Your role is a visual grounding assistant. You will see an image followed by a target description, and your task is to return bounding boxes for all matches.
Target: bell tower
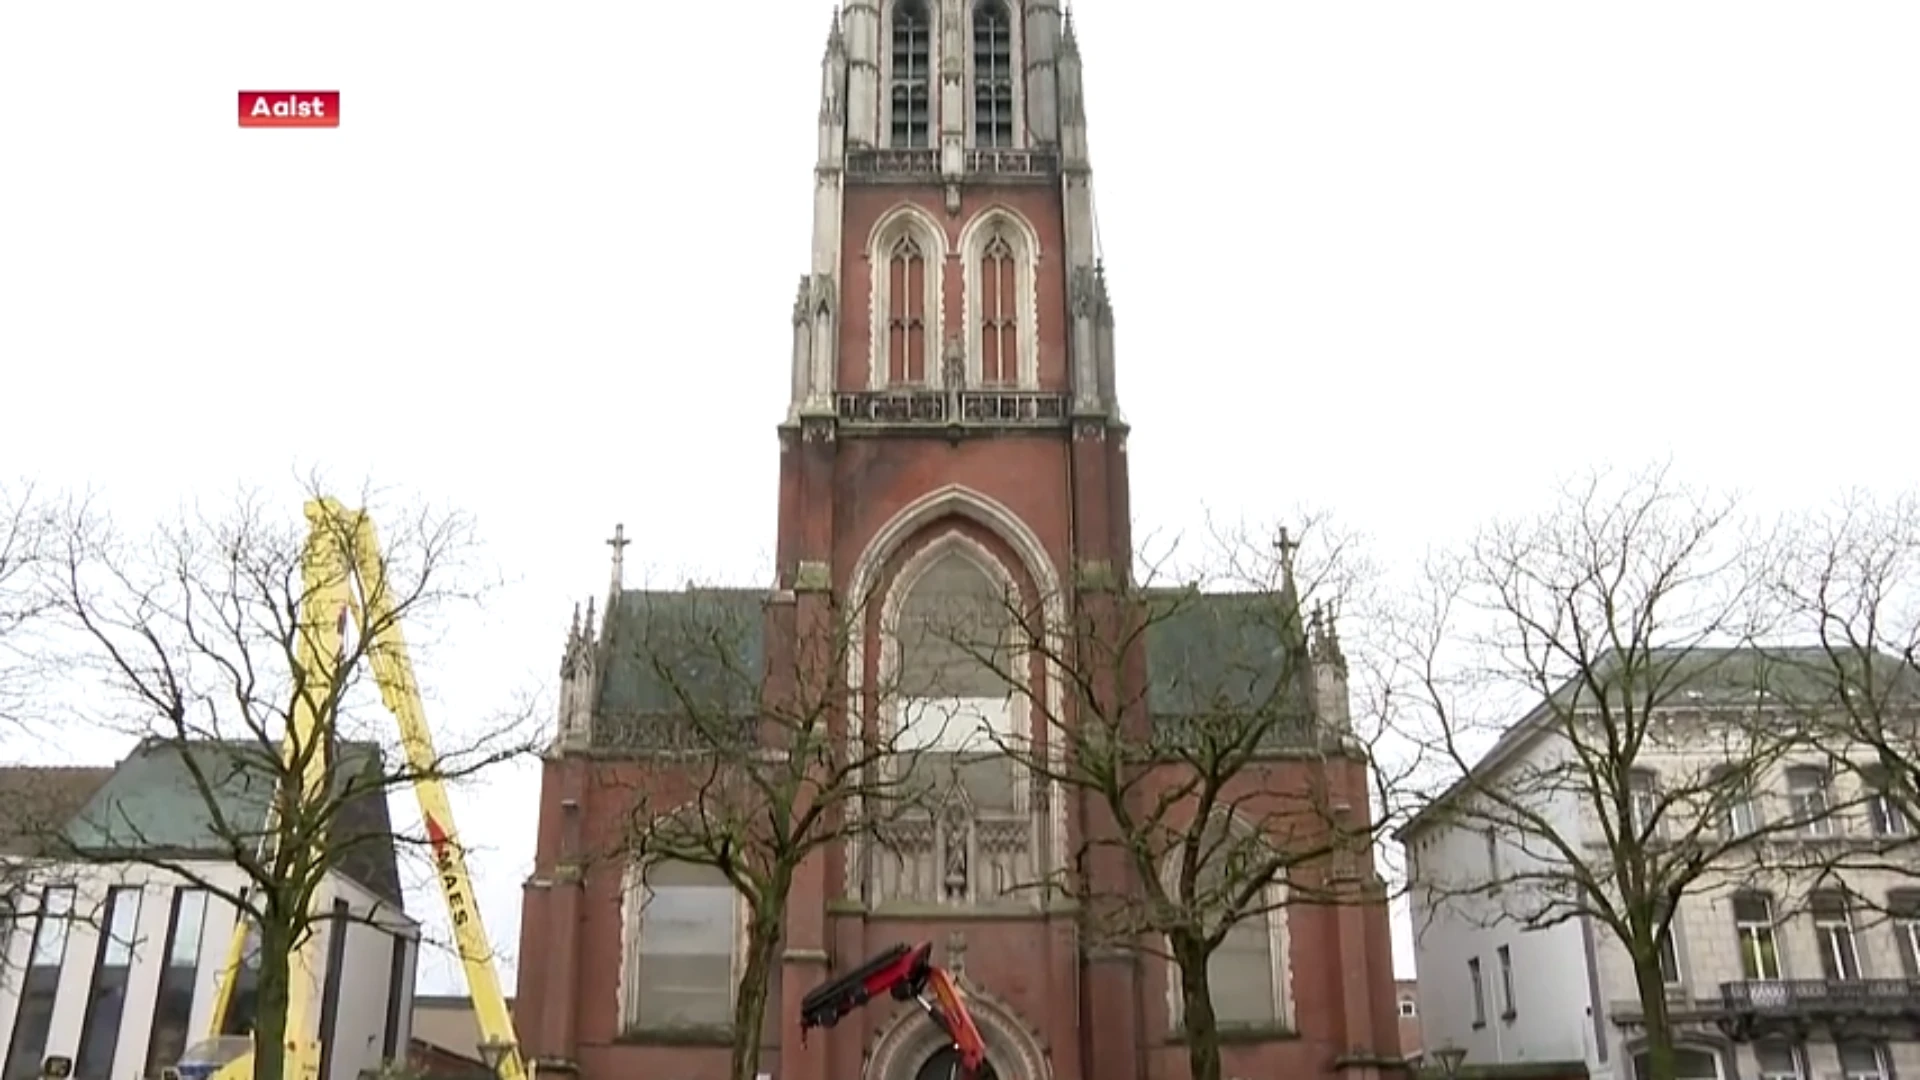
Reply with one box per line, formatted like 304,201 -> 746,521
773,5 -> 1132,1080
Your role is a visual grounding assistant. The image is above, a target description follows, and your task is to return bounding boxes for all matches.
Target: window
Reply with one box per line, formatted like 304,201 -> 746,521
1863,767 -> 1910,837
1811,890 -> 1861,981
1733,892 -> 1781,980
5,887 -> 75,1080
145,889 -> 209,1077
1633,1047 -> 1722,1080
1892,890 -> 1920,978
1712,764 -> 1760,837
381,932 -> 411,1061
1468,957 -> 1486,1026
1754,1043 -> 1802,1080
1496,944 -> 1515,1018
1162,816 -> 1290,1032
1786,766 -> 1833,836
1654,899 -> 1681,986
1398,997 -> 1417,1018
976,233 -> 1018,385
624,861 -> 740,1030
1838,1043 -> 1887,1080
882,228 -> 933,385
1627,768 -> 1660,838
1484,827 -> 1500,892
75,887 -> 143,1080
220,894 -> 265,1036
961,211 -> 1035,389
971,1 -> 1015,146
888,0 -> 932,148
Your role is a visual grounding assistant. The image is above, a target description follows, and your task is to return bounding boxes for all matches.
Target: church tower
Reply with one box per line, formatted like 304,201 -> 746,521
772,4 -> 1136,1079
515,6 -> 1404,1080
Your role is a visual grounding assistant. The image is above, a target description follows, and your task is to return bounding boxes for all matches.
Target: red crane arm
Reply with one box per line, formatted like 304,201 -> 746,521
798,942 -> 989,1080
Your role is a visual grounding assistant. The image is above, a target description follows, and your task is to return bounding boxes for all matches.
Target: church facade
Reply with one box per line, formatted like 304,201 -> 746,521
512,4 -> 1404,1080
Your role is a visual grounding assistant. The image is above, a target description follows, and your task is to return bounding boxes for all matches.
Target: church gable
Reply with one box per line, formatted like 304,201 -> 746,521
592,588 -> 768,750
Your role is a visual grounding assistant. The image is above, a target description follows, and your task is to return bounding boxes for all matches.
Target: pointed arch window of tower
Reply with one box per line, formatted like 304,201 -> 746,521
889,1 -> 933,148
971,2 -> 1015,147
887,233 -> 931,384
978,233 -> 1017,385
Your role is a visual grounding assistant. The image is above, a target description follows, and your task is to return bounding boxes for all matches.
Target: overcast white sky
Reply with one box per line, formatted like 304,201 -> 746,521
4,1 -> 1918,993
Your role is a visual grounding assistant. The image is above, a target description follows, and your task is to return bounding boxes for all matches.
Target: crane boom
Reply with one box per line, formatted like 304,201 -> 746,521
800,942 -> 988,1080
194,500 -> 524,1080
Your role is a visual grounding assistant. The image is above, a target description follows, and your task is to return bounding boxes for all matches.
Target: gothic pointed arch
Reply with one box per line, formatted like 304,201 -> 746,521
864,978 -> 1051,1080
1158,811 -> 1295,1033
869,532 -> 1037,907
868,203 -> 948,388
957,206 -> 1041,388
842,486 -> 1067,904
882,0 -> 935,148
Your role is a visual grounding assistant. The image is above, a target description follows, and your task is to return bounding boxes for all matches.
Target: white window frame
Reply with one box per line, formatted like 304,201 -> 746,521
618,860 -> 747,1032
1753,1041 -> 1803,1080
1160,833 -> 1293,1033
1787,768 -> 1834,836
1734,895 -> 1782,981
1839,1042 -> 1888,1080
1812,897 -> 1861,981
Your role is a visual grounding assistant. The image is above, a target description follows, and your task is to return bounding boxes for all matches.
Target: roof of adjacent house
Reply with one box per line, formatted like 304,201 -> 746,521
0,766 -> 116,856
588,583 -> 1319,747
1394,645 -> 1920,842
53,737 -> 405,906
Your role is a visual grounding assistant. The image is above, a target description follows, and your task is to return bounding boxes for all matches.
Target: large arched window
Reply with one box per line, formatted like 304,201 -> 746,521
1163,815 -> 1292,1031
871,208 -> 944,387
620,860 -> 743,1033
960,209 -> 1037,387
889,0 -> 933,148
874,541 -> 1034,907
895,547 -> 1015,754
971,1 -> 1015,147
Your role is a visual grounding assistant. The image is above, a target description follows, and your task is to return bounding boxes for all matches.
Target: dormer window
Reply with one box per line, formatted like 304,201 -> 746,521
971,1 -> 1015,146
890,1 -> 933,148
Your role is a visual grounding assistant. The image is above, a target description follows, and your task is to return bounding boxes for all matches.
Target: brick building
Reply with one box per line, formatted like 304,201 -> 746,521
511,3 -> 1403,1080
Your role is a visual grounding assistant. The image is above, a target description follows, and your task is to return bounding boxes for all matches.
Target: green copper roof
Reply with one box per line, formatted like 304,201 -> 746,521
61,738 -> 404,906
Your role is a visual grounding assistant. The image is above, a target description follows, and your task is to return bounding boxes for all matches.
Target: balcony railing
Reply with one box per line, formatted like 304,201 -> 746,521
835,389 -> 1070,429
1722,979 -> 1920,1011
843,147 -> 1059,182
1716,979 -> 1920,1039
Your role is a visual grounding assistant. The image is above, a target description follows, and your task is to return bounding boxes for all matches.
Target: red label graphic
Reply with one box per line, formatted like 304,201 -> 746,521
238,91 -> 340,129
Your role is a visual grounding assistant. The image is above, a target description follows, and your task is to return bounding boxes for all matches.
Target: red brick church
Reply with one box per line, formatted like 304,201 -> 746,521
513,3 -> 1403,1079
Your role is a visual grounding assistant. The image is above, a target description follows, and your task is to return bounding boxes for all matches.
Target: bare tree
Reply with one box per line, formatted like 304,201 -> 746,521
1381,465 -> 1831,1080
597,584 -> 922,1080
0,478 -> 52,728
1767,489 -> 1920,881
36,486 -> 535,1080
914,516 -> 1398,1080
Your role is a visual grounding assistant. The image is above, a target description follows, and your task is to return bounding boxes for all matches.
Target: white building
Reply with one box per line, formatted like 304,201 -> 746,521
0,740 -> 420,1080
1400,648 -> 1920,1080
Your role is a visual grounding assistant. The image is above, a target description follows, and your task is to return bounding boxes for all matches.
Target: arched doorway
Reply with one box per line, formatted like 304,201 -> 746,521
913,1047 -> 1001,1080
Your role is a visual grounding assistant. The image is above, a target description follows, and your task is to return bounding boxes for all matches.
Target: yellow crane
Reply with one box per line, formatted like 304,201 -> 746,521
188,499 -> 526,1080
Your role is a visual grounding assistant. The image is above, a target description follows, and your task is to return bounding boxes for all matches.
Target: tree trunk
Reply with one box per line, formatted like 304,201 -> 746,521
1174,937 -> 1224,1080
1632,951 -> 1677,1080
252,925 -> 293,1080
730,909 -> 785,1080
